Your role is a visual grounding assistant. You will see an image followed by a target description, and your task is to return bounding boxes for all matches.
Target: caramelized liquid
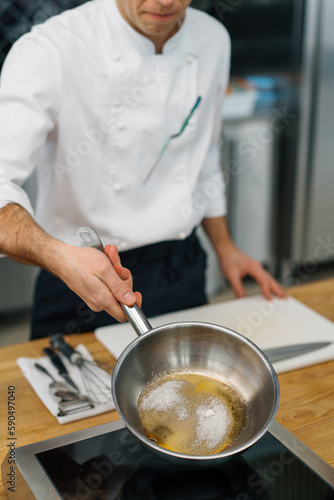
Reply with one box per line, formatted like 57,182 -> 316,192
137,371 -> 245,456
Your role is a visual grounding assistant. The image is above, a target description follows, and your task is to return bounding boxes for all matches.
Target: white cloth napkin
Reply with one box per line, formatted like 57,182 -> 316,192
17,344 -> 115,424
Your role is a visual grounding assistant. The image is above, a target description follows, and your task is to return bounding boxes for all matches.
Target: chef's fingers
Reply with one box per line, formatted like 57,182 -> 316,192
112,264 -> 143,311
98,288 -> 142,323
227,271 -> 246,298
258,277 -> 272,301
248,266 -> 287,300
95,268 -> 136,306
134,291 -> 142,309
113,262 -> 132,281
266,276 -> 287,299
100,289 -> 142,322
95,246 -> 145,321
104,246 -> 144,305
87,282 -> 135,323
104,244 -> 122,266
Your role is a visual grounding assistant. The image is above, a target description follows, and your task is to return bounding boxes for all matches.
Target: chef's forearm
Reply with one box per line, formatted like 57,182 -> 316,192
0,203 -> 138,318
0,203 -> 67,274
201,216 -> 236,259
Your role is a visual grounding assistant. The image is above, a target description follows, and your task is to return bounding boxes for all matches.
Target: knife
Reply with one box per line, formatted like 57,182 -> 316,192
43,347 -> 79,392
263,342 -> 332,363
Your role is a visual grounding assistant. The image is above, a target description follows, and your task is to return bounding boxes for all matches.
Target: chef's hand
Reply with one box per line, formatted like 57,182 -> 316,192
58,244 -> 141,322
219,243 -> 287,300
202,216 -> 286,301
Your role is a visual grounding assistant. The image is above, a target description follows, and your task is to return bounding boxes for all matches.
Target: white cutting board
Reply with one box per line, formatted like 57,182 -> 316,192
95,295 -> 334,374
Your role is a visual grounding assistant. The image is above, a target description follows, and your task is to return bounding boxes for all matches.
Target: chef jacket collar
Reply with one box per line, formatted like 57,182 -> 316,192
104,0 -> 194,57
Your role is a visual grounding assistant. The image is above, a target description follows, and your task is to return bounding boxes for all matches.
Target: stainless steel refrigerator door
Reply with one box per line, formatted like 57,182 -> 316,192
292,0 -> 334,265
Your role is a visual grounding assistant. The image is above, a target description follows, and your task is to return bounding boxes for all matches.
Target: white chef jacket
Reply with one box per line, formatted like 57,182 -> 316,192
0,0 -> 230,251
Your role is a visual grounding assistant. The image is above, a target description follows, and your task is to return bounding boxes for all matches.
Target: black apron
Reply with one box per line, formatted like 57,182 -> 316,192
30,230 -> 207,340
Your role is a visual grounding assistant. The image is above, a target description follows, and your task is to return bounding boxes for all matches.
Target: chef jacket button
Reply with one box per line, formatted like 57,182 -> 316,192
175,175 -> 184,183
119,241 -> 127,250
117,122 -> 125,130
114,183 -> 122,192
113,53 -> 121,61
179,231 -> 187,239
186,54 -> 193,64
188,118 -> 195,126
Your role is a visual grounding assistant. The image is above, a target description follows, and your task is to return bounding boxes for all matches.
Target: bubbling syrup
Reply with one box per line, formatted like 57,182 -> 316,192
137,371 -> 246,456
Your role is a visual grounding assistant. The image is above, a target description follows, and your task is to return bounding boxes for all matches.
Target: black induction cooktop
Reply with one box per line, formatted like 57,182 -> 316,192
2,420 -> 334,499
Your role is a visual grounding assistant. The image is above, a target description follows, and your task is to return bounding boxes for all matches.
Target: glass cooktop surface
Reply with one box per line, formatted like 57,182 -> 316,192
33,422 -> 334,500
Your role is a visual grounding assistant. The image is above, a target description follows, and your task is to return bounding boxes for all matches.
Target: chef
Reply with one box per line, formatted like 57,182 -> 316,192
0,0 -> 286,339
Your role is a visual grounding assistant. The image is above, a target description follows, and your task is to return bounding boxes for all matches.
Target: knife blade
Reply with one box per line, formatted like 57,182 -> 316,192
43,347 -> 79,392
263,342 -> 332,363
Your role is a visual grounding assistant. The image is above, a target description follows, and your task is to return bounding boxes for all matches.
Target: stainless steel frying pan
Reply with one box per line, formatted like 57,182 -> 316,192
112,304 -> 280,466
74,226 -> 280,466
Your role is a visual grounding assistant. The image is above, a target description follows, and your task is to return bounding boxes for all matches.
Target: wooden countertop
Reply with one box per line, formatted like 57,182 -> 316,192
1,278 -> 334,497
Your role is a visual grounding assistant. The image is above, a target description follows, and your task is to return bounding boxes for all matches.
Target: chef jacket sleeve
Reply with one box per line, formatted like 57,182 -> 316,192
197,32 -> 231,219
0,31 -> 61,215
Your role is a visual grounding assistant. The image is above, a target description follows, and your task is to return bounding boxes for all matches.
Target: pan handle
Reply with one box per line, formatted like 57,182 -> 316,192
74,226 -> 153,336
122,304 -> 153,336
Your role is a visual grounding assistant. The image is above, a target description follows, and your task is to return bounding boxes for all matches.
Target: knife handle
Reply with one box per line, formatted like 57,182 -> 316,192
50,333 -> 82,366
43,347 -> 68,375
